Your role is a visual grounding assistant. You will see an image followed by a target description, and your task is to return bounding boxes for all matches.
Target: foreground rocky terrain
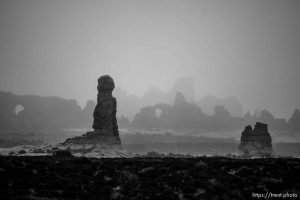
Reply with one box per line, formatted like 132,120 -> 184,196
0,156 -> 299,200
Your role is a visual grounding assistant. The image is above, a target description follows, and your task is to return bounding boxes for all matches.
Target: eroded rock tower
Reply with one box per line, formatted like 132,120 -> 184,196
239,122 -> 273,157
63,75 -> 121,145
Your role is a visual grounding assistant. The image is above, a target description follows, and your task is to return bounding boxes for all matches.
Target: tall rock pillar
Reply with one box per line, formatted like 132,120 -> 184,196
63,75 -> 121,145
92,75 -> 119,137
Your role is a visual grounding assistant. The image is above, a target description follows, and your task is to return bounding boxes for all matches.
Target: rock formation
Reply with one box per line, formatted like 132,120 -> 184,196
63,75 -> 121,146
55,75 -> 131,158
0,75 -> 131,158
62,75 -> 129,156
114,76 -> 196,120
196,95 -> 243,117
132,92 -> 206,129
239,122 -> 273,157
92,75 -> 119,135
0,91 -> 84,130
131,92 -> 243,130
288,109 -> 300,131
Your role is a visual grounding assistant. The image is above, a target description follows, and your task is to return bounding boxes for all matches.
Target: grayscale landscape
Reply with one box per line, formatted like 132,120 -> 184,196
0,0 -> 299,199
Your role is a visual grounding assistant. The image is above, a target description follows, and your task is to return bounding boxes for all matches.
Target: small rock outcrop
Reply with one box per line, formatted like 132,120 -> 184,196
239,122 -> 273,157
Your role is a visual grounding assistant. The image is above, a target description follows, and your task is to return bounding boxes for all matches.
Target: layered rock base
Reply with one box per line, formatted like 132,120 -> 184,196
63,130 -> 121,145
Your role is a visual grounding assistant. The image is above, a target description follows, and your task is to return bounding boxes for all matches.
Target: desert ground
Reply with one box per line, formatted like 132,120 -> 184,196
0,155 -> 299,200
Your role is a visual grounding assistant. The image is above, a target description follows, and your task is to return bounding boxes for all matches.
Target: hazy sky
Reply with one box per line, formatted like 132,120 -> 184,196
0,0 -> 300,119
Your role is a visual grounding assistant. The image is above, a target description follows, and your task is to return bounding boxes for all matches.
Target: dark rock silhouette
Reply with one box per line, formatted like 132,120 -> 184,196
132,92 -> 207,129
212,105 -> 242,130
172,92 -> 207,128
92,75 -> 118,135
114,76 -> 196,119
167,76 -> 195,103
0,91 -> 83,130
243,109 -> 288,131
44,76 -> 132,158
174,92 -> 188,106
0,86 -> 297,133
239,122 -> 273,157
214,105 -> 231,118
132,106 -> 162,128
132,92 -> 244,130
288,109 -> 300,131
115,77 -> 242,120
197,95 -> 243,117
63,75 -> 121,145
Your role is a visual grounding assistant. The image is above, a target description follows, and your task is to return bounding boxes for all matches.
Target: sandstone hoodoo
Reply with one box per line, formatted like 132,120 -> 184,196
239,122 -> 273,157
64,75 -> 121,145
60,75 -> 129,157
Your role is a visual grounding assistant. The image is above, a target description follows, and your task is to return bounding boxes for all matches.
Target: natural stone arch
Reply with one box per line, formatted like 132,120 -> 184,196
14,104 -> 24,115
155,108 -> 162,118
153,103 -> 173,117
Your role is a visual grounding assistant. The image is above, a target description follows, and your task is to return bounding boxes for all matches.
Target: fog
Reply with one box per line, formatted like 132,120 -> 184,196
0,0 -> 300,119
